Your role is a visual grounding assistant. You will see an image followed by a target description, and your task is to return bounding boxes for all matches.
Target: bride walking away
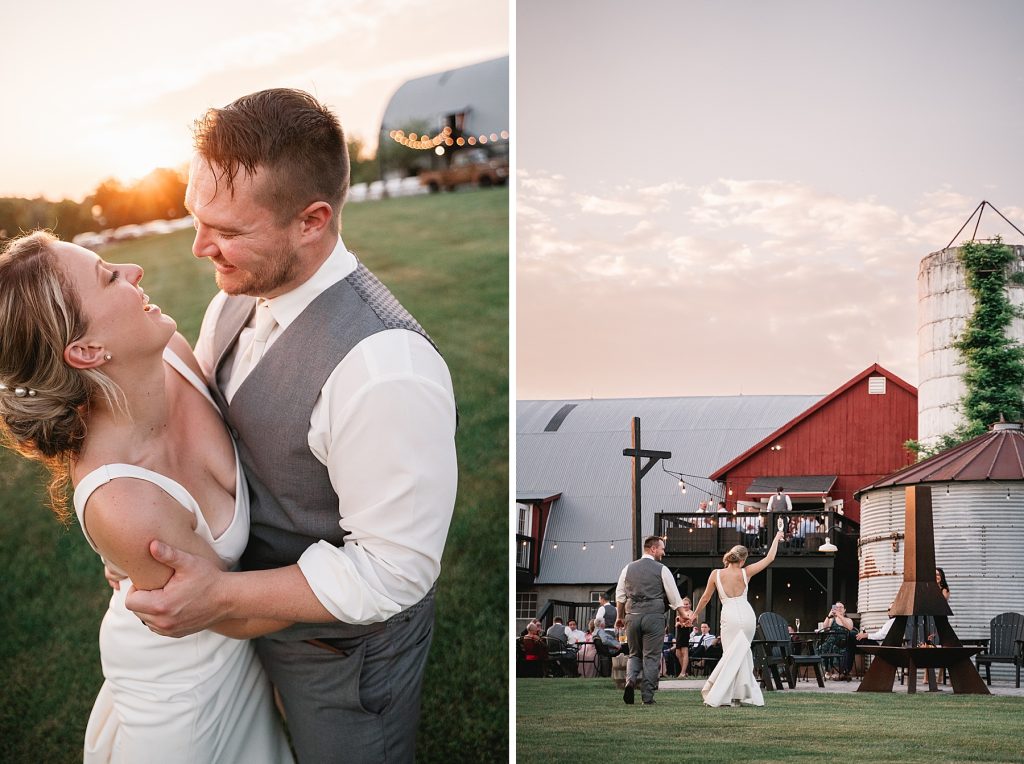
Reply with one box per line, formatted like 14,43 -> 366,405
692,530 -> 784,707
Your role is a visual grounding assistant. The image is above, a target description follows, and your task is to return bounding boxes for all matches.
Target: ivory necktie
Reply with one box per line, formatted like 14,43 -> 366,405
226,300 -> 277,401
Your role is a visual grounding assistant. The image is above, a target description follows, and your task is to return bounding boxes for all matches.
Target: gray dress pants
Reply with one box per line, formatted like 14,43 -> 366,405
625,612 -> 665,703
255,590 -> 435,763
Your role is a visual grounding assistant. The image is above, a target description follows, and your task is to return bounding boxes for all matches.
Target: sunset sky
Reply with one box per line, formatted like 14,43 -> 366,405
517,0 -> 1024,399
2,0 -> 507,201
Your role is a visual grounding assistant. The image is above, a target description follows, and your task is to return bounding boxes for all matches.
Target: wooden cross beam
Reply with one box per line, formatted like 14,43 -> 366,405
622,417 -> 672,559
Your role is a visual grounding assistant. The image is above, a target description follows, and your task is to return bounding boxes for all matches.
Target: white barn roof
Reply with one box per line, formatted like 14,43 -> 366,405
379,56 -> 509,137
517,395 -> 822,584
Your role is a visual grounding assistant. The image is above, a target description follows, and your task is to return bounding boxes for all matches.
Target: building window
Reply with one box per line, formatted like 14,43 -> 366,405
590,591 -> 605,603
868,376 -> 886,395
517,503 -> 533,536
516,592 -> 537,619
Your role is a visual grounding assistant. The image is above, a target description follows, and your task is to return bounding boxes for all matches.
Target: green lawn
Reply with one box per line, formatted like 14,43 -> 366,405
0,188 -> 508,763
517,679 -> 1024,763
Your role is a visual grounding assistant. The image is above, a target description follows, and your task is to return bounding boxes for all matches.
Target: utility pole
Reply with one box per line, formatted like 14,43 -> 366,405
622,417 -> 672,559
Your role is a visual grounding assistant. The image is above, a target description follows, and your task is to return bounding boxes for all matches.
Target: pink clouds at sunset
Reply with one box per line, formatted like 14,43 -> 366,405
516,0 -> 1024,400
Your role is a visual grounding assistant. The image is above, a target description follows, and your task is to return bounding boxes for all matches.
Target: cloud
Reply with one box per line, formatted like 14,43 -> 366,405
573,192 -> 650,216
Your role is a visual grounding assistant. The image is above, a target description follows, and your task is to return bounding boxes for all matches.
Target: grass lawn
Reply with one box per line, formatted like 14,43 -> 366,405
517,679 -> 1024,763
0,188 -> 508,763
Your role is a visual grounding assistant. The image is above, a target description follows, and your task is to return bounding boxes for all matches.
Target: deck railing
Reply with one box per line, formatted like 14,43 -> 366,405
654,509 -> 857,557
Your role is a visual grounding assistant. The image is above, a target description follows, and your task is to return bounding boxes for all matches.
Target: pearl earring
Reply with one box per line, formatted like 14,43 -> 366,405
104,353 -> 112,361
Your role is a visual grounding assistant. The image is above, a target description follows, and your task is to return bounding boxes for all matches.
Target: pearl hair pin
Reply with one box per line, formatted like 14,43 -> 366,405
0,382 -> 37,397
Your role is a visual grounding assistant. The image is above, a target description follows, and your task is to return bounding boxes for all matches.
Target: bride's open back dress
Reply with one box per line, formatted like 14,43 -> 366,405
700,568 -> 764,707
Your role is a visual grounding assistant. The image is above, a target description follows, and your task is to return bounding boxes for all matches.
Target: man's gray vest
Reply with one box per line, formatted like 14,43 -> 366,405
622,557 -> 668,615
596,602 -> 615,627
209,260 -> 438,640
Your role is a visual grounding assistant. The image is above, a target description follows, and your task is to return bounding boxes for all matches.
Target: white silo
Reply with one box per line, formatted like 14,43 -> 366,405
856,423 -> 1024,683
917,244 -> 1024,450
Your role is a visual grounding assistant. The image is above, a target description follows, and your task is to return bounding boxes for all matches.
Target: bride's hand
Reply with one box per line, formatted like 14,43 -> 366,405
104,562 -> 127,591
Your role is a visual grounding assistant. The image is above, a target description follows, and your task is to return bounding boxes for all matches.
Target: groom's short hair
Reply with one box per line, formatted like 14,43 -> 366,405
192,88 -> 350,227
643,535 -> 663,551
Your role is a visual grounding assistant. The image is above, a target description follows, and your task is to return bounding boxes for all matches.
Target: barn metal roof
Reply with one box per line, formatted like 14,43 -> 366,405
379,56 -> 509,136
746,475 -> 837,495
856,421 -> 1024,497
517,394 -> 822,584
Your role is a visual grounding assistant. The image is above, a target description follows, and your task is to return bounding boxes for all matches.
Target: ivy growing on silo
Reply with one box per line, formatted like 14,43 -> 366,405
906,238 -> 1024,458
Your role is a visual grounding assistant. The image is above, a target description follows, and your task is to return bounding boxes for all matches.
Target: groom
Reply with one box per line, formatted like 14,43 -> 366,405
125,89 -> 458,762
615,535 -> 689,705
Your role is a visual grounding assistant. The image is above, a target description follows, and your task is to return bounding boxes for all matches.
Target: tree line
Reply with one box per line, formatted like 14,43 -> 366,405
1,138 -> 384,244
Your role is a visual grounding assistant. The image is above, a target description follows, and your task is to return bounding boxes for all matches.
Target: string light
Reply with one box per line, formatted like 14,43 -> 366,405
387,127 -> 512,151
547,536 -> 630,550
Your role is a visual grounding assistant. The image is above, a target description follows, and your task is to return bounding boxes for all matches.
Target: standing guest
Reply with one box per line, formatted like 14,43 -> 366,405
716,500 -> 732,529
766,486 -> 792,513
936,568 -> 951,601
614,536 -> 689,705
675,599 -> 696,677
595,593 -> 617,630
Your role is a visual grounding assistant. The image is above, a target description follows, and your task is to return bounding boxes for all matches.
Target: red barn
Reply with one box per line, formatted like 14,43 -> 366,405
709,364 -> 917,523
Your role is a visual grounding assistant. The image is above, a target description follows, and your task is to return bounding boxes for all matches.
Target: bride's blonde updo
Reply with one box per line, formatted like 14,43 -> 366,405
723,545 -> 748,566
0,231 -> 123,519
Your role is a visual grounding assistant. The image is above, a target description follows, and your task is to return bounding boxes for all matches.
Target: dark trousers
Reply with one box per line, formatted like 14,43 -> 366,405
255,590 -> 435,764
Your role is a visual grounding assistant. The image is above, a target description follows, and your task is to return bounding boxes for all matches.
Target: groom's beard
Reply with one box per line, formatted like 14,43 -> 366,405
217,248 -> 298,297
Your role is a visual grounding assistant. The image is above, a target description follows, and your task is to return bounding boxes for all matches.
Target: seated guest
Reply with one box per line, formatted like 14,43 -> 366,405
661,624 -> 679,677
704,636 -> 723,663
522,623 -> 548,662
689,622 -> 717,670
819,602 -> 857,680
546,617 -> 568,644
855,617 -> 894,646
565,619 -> 586,646
575,621 -> 597,678
593,618 -> 627,657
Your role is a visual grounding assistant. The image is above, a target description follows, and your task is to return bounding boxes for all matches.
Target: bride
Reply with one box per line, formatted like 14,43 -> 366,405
692,530 -> 784,707
0,232 -> 293,762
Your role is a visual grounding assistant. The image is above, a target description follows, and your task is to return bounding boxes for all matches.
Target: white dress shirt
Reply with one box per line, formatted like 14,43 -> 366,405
194,237 -> 458,625
767,493 -> 792,512
614,553 -> 685,611
865,618 -> 894,642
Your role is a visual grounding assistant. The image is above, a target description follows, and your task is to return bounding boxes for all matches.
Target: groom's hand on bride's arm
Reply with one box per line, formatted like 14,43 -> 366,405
125,540 -> 230,638
128,539 -> 336,638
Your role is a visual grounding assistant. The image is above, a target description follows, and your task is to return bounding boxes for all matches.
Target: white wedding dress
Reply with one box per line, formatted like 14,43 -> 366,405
73,348 -> 293,763
700,567 -> 764,707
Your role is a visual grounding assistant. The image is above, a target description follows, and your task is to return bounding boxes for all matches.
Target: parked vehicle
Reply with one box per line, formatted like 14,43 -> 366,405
419,148 -> 509,192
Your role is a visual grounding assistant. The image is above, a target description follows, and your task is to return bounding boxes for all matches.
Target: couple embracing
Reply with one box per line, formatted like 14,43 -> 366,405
616,531 -> 784,707
0,89 -> 457,762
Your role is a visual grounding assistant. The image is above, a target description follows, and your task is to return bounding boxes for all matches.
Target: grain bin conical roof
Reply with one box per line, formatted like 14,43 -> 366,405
856,421 -> 1024,496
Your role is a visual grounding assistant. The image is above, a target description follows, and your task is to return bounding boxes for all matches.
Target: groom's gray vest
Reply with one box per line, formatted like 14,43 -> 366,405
209,260 -> 438,640
622,558 -> 668,616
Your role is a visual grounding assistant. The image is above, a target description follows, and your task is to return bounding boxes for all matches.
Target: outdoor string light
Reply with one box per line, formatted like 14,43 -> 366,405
660,463 -> 722,501
387,126 -> 511,151
546,536 -> 631,551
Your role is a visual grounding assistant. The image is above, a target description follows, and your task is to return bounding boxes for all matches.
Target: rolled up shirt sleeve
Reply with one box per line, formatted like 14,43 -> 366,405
660,565 -> 684,610
297,330 -> 458,624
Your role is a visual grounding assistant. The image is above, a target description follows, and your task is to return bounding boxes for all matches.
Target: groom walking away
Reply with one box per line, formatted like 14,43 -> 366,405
615,535 -> 689,705
125,89 -> 458,762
